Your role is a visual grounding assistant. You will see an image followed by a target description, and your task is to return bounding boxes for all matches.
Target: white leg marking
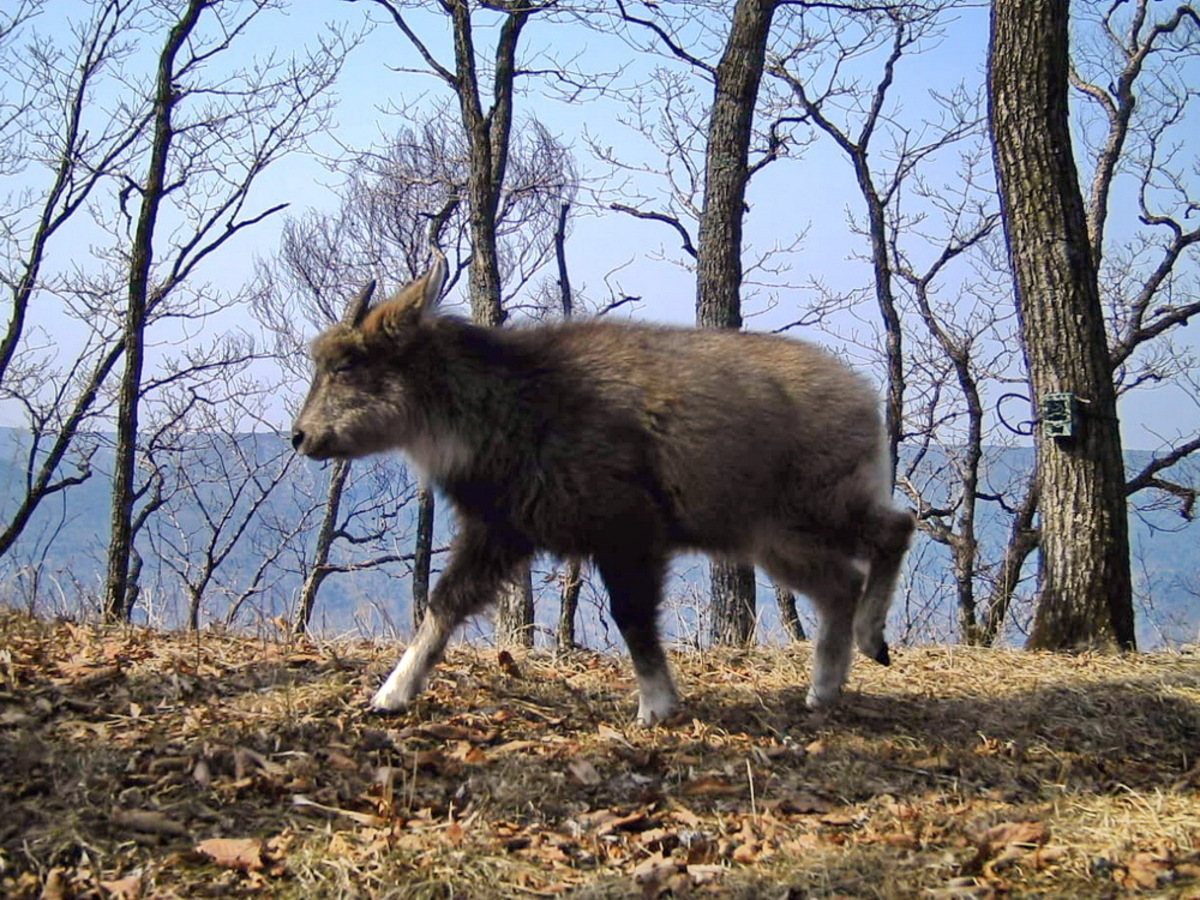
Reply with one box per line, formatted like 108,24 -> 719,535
371,646 -> 427,711
635,666 -> 680,726
807,610 -> 854,710
370,618 -> 449,711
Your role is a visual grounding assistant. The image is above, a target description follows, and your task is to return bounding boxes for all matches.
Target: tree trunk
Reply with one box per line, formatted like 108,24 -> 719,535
552,202 -> 582,653
494,565 -> 535,649
294,458 -> 352,634
446,0 -> 535,647
698,0 -> 776,647
557,559 -> 584,651
103,0 -> 205,623
411,486 -> 435,630
979,479 -> 1039,645
988,0 -> 1135,650
775,584 -> 806,643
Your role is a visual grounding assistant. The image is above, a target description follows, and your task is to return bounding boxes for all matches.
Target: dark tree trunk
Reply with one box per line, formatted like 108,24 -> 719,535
557,559 -> 583,651
988,0 -> 1135,650
103,0 -> 205,623
294,458 -> 351,634
553,202 -> 583,653
698,0 -> 777,647
411,486 -> 435,630
443,1 -> 535,646
774,584 -> 806,643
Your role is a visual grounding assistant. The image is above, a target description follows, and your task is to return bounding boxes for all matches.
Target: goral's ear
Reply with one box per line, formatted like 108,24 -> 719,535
419,255 -> 447,313
362,258 -> 447,340
343,280 -> 376,328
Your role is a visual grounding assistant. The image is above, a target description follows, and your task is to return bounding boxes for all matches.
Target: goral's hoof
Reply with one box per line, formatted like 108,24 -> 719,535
873,641 -> 891,666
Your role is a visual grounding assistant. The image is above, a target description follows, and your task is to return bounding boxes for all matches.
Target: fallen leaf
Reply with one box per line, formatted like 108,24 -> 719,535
568,757 -> 602,785
976,820 -> 1047,852
632,851 -> 682,897
776,791 -> 832,815
491,739 -> 539,755
1033,845 -> 1069,869
53,662 -> 122,689
196,837 -> 266,872
98,873 -> 144,899
1119,851 -> 1169,890
497,650 -> 522,678
323,748 -> 360,771
193,758 -> 212,787
40,867 -> 68,900
818,810 -> 859,827
417,722 -> 489,742
448,740 -> 489,765
577,807 -> 650,836
0,705 -> 35,726
111,808 -> 189,838
598,723 -> 635,748
681,776 -> 741,797
233,745 -> 286,778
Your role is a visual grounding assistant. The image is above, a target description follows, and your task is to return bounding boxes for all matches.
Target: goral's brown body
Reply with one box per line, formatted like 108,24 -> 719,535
293,260 -> 914,724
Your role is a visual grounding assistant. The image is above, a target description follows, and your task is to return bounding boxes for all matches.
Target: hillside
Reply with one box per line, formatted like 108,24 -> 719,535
1,428 -> 1198,648
1,612 -> 1197,898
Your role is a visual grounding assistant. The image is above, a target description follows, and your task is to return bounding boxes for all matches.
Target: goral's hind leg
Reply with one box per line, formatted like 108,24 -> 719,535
371,519 -> 530,712
596,552 -> 676,726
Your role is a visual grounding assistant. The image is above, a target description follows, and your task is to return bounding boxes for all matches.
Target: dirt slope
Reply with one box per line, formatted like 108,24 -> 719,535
1,611 -> 1197,898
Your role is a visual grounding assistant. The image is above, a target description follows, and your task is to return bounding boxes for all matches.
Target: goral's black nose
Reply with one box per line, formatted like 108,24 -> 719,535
291,430 -> 304,451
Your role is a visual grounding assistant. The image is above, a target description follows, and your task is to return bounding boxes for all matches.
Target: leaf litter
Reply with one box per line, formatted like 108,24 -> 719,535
0,610 -> 1197,898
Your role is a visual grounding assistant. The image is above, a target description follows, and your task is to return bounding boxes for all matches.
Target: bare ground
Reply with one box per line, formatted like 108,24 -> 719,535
1,610 -> 1198,899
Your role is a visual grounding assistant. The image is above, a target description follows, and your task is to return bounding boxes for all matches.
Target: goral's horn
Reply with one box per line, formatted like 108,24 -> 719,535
343,280 -> 377,327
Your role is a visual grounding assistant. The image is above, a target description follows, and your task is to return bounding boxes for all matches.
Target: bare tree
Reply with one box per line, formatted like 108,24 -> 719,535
100,1 -> 352,622
970,0 -> 1200,647
990,0 -> 1135,649
145,374 -> 296,630
1072,1 -> 1200,518
0,0 -> 150,561
346,0 -> 589,646
611,0 -> 788,646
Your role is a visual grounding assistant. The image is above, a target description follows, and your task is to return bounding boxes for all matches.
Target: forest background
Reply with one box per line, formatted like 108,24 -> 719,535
1,0 -> 1197,653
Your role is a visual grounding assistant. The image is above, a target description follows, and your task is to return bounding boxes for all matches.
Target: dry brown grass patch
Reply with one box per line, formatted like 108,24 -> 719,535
1,611 -> 1197,898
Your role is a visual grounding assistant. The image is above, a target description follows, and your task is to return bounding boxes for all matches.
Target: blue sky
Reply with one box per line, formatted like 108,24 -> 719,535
3,1 -> 1197,454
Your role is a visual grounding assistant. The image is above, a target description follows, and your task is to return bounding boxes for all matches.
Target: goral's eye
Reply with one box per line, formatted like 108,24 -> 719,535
330,357 -> 359,377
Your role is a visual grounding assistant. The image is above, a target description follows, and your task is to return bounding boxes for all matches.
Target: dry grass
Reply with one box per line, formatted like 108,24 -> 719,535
1,610 -> 1197,899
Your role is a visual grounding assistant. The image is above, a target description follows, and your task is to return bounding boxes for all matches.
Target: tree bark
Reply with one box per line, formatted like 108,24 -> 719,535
988,0 -> 1135,650
294,458 -> 351,634
494,564 -> 535,649
103,0 -> 205,623
698,0 -> 777,647
444,0 -> 535,646
557,559 -> 584,651
411,486 -> 435,630
775,583 -> 806,643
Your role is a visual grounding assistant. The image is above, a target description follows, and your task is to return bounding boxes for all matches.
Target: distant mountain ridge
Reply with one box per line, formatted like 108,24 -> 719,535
0,428 -> 1195,649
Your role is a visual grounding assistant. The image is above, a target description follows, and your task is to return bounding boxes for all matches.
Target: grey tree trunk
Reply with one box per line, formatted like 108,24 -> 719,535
988,0 -> 1135,650
698,0 -> 777,647
774,584 -> 806,643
